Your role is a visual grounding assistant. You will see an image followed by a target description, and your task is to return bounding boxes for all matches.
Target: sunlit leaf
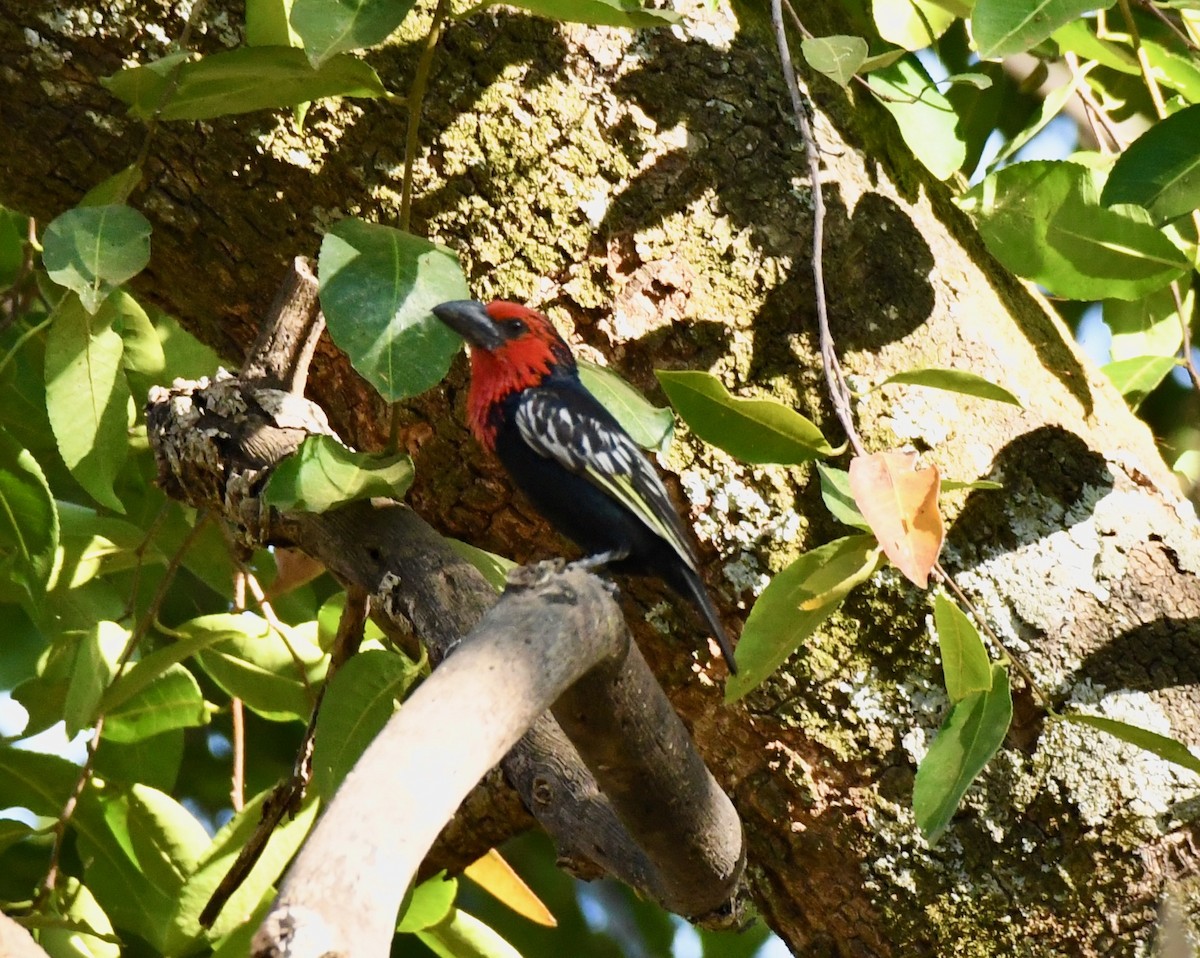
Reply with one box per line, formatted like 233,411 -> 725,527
446,538 -> 515,593
913,664 -> 1012,844
291,0 -> 419,64
873,0 -> 954,51
42,205 -> 151,314
1101,104 -> 1200,225
64,620 -> 129,736
102,47 -> 385,120
44,294 -> 131,512
726,535 -> 882,701
80,165 -> 143,208
960,160 -> 1191,301
319,218 -> 468,402
487,0 -> 680,28
800,35 -> 869,87
973,0 -> 1100,58
247,0 -> 302,47
42,877 -> 120,958
0,427 -> 58,600
815,463 -> 870,531
1105,286 -> 1189,363
398,875 -> 458,933
416,908 -> 523,958
1101,355 -> 1176,408
849,451 -> 943,588
655,369 -> 837,464
880,367 -> 1022,406
867,56 -> 966,181
102,664 -> 209,743
1058,713 -> 1200,777
578,359 -> 674,453
463,850 -> 556,928
262,435 -> 415,513
311,649 -> 420,799
933,594 -> 992,703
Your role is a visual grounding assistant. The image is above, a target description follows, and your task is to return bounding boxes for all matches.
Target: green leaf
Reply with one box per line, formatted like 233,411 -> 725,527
800,36 -> 869,87
0,819 -> 36,857
0,209 -> 25,290
0,746 -> 80,816
64,620 -> 129,737
102,47 -> 385,120
248,0 -> 302,47
577,359 -> 674,453
101,612 -> 250,713
398,875 -> 458,933
726,535 -> 882,701
655,369 -> 837,464
940,478 -> 1003,491
972,0 -> 1100,58
879,367 -> 1023,406
111,290 -> 166,377
488,0 -> 680,28
1144,38 -> 1200,105
815,463 -> 871,531
124,784 -> 212,888
873,0 -> 954,51
80,166 -> 143,208
1101,104 -> 1200,225
262,435 -> 414,513
995,67 -> 1087,169
446,538 -> 514,593
316,591 -> 387,650
0,428 -> 59,600
960,160 -> 1191,301
1101,355 -> 1176,408
311,649 -> 421,800
42,205 -> 151,314
319,218 -> 468,402
1051,21 -> 1137,76
933,594 -> 992,703
417,908 -> 523,958
290,0 -> 418,65
867,56 -> 966,181
195,612 -> 327,721
102,664 -> 209,743
913,663 -> 1012,844
42,877 -> 120,958
72,784 -> 178,951
44,294 -> 131,513
166,789 -> 319,948
93,729 -> 185,794
1057,713 -> 1200,777
1105,285 -> 1189,363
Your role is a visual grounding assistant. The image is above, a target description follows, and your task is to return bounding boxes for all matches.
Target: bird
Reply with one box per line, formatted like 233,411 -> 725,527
432,298 -> 737,674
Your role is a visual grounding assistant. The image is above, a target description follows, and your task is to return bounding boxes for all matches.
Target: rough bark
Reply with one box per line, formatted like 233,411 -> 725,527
3,1 -> 1200,954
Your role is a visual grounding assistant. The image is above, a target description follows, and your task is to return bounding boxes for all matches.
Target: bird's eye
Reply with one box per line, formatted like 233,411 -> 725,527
502,319 -> 527,335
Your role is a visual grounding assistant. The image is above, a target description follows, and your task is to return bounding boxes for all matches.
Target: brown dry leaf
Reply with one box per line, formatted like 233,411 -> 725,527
463,848 -> 557,927
848,451 -> 944,588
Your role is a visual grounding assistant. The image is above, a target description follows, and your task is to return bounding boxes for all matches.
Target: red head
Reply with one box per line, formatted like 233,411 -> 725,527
432,300 -> 576,449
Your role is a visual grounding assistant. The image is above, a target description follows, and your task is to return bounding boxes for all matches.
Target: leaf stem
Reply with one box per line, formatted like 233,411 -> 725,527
399,0 -> 453,232
771,1 -> 865,457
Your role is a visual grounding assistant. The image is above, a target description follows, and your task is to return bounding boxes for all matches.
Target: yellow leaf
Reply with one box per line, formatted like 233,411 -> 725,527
848,451 -> 943,588
463,849 -> 557,927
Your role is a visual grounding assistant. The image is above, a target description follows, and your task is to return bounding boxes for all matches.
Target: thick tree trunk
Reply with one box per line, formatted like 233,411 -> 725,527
4,1 -> 1200,954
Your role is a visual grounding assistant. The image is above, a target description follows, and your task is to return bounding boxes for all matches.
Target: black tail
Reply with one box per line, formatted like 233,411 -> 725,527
673,564 -> 738,675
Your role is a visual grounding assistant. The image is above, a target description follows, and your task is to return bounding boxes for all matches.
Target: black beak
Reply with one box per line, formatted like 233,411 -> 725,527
432,300 -> 504,351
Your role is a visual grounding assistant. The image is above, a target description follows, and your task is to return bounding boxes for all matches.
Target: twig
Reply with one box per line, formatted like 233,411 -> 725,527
934,562 -> 1049,707
1064,53 -> 1123,152
230,699 -> 246,813
200,585 -> 370,929
770,0 -> 865,456
1118,0 -> 1169,120
239,564 -> 317,702
35,717 -> 105,909
399,0 -> 452,231
1170,278 -> 1200,391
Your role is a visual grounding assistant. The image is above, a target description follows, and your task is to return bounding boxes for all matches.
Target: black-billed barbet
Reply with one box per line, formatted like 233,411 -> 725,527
432,299 -> 737,674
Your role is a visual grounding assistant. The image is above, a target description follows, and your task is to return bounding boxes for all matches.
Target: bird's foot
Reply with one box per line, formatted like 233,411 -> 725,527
506,557 -> 566,591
